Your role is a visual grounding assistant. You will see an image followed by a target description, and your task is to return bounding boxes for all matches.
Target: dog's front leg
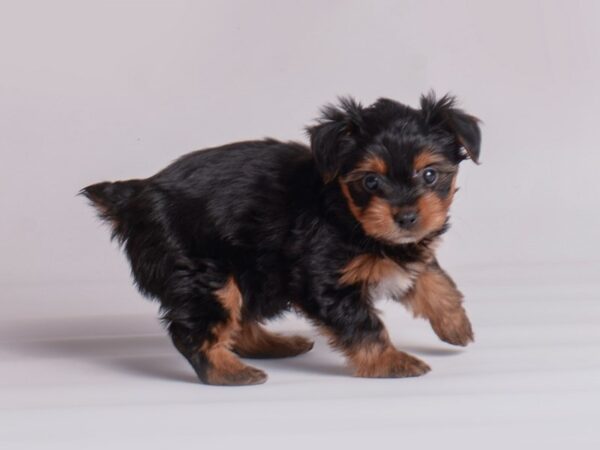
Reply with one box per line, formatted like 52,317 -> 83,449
402,261 -> 474,346
302,288 -> 430,378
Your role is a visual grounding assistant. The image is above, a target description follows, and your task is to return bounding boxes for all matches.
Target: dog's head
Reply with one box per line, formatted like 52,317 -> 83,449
307,93 -> 481,245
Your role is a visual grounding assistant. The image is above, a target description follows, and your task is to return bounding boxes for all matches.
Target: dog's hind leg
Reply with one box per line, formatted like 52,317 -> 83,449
232,321 -> 313,359
165,275 -> 267,386
85,182 -> 266,385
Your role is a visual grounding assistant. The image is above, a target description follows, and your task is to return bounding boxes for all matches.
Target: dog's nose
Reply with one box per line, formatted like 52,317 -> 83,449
396,210 -> 418,229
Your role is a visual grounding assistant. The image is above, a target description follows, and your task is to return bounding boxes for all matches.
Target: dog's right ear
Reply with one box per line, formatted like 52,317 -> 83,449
306,97 -> 364,183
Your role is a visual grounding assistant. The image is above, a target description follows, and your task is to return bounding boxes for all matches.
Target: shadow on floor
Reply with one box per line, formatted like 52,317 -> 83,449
2,315 -> 195,383
401,344 -> 465,357
3,314 -> 464,383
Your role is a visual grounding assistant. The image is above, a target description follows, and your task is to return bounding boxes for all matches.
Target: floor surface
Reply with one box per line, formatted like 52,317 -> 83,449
2,263 -> 599,449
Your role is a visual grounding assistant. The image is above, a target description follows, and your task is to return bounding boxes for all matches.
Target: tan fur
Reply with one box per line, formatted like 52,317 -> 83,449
403,266 -> 474,346
203,277 -> 267,385
417,192 -> 448,234
339,254 -> 402,286
338,156 -> 397,241
233,322 -> 313,358
342,186 -> 457,244
345,332 -> 430,378
416,174 -> 457,238
340,154 -> 459,244
315,324 -> 429,378
355,155 -> 388,175
304,291 -> 435,377
414,150 -> 447,171
204,347 -> 263,385
361,197 -> 403,241
339,183 -> 408,244
339,180 -> 364,224
202,277 -> 242,353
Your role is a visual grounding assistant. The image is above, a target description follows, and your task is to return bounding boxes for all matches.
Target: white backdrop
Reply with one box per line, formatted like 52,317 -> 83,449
1,0 -> 599,286
2,2 -> 600,449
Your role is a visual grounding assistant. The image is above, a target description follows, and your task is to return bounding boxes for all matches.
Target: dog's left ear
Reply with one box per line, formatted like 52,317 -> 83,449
307,97 -> 365,182
420,92 -> 482,164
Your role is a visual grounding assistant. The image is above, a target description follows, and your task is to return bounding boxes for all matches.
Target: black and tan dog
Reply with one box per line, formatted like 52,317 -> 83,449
82,93 -> 481,385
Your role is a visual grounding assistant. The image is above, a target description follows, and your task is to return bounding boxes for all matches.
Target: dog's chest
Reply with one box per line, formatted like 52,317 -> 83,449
340,254 -> 420,301
368,264 -> 417,301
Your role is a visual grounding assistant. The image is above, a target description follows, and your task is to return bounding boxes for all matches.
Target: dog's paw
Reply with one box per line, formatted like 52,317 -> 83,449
431,309 -> 474,346
197,348 -> 268,386
354,348 -> 431,378
206,364 -> 268,386
234,332 -> 314,359
283,335 -> 315,357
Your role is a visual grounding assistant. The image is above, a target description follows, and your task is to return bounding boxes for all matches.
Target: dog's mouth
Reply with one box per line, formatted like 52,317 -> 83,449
387,224 -> 444,246
379,226 -> 422,246
393,235 -> 419,245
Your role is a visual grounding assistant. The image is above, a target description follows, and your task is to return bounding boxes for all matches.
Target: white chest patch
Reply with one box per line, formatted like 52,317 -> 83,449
368,264 -> 417,301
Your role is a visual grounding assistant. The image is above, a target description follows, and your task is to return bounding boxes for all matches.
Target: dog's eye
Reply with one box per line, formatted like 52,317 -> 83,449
362,174 -> 380,192
422,168 -> 438,185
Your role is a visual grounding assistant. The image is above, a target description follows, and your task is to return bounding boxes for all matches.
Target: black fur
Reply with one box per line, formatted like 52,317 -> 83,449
81,94 -> 481,384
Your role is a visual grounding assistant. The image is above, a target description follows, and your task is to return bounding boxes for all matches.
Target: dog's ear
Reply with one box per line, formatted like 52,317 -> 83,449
306,97 -> 365,182
420,92 -> 482,164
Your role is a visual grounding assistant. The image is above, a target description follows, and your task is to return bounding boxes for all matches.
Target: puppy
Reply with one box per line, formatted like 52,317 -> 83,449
81,93 -> 481,385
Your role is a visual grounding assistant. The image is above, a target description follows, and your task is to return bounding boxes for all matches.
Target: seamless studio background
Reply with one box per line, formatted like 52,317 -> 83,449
1,1 -> 599,449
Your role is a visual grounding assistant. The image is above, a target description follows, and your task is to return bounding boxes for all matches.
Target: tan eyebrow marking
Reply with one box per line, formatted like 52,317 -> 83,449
414,150 -> 447,172
355,155 -> 388,175
342,155 -> 388,183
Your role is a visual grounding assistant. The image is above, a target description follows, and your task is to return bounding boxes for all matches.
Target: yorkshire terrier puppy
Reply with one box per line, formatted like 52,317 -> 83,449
82,93 -> 481,385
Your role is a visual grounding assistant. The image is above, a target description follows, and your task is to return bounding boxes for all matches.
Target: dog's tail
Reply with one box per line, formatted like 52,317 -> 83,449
79,180 -> 143,239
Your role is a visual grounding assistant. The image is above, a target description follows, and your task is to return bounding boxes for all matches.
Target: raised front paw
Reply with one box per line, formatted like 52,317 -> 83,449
431,307 -> 474,346
352,347 -> 431,378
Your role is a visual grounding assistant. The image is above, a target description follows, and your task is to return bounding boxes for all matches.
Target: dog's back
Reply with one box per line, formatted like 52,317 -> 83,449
80,139 -> 316,299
